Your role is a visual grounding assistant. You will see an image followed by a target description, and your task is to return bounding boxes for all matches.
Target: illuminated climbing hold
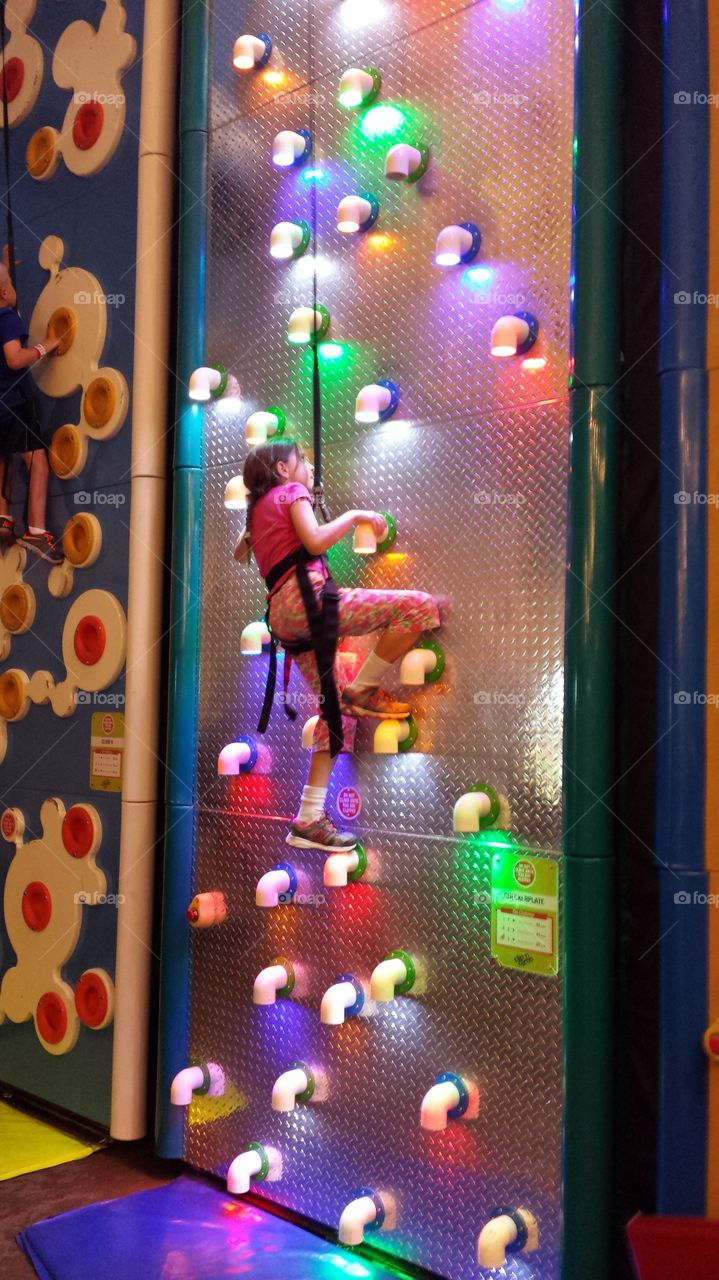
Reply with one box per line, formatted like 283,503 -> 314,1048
187,891 -> 228,928
370,950 -> 416,1002
373,714 -> 417,754
320,974 -> 365,1025
227,1143 -> 281,1195
435,222 -> 482,267
338,67 -> 381,110
490,311 -> 539,358
453,784 -> 503,832
270,220 -> 311,260
323,844 -> 367,888
240,621 -> 271,655
73,614 -> 106,666
399,640 -> 445,685
287,305 -> 330,345
272,128 -> 312,168
355,381 -> 399,424
170,1061 -> 226,1105
224,476 -> 248,509
337,194 -> 379,234
384,142 -> 429,183
338,1190 -> 387,1247
420,1072 -> 477,1131
245,407 -> 285,446
188,364 -> 228,401
217,736 -> 258,775
232,33 -> 272,72
477,1207 -> 539,1269
353,512 -> 396,555
253,957 -> 295,1005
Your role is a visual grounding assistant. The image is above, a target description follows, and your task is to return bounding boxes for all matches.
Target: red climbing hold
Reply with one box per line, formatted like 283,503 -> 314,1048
62,805 -> 95,858
73,615 -> 106,665
73,101 -> 104,151
0,58 -> 25,105
75,971 -> 110,1029
21,881 -> 52,931
36,992 -> 67,1045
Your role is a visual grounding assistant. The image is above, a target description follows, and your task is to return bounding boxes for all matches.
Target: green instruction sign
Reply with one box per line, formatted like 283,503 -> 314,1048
490,850 -> 559,976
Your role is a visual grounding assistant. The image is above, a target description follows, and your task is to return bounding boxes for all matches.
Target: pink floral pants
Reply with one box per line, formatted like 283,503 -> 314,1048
268,571 -> 440,752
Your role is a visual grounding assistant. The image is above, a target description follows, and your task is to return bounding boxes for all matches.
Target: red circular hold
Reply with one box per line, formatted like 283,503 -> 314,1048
22,881 -> 52,931
72,101 -> 104,151
61,805 -> 95,858
1,810 -> 16,839
709,1034 -> 719,1057
73,614 -> 106,666
75,972 -> 109,1028
0,58 -> 25,105
187,906 -> 199,923
36,992 -> 67,1045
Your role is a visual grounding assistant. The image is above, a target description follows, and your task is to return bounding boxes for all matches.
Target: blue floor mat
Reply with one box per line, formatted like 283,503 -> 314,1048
17,1176 -> 409,1280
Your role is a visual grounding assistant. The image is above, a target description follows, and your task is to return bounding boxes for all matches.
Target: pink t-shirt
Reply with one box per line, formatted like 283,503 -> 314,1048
251,482 -> 323,591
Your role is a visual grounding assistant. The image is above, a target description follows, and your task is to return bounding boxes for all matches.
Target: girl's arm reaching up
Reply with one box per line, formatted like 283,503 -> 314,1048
290,501 -> 387,556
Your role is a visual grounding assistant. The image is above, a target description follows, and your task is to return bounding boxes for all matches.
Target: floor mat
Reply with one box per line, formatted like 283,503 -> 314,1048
0,1102 -> 101,1182
18,1176 -> 409,1280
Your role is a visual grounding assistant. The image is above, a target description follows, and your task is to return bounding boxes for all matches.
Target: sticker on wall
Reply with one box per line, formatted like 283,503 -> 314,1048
28,236 -> 129,478
0,797 -> 114,1055
89,710 -> 124,792
25,0 -> 135,180
337,785 -> 362,821
2,0 -> 44,127
490,851 -> 559,976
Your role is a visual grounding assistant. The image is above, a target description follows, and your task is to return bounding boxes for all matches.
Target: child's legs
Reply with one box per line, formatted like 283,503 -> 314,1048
338,586 -> 440,665
0,460 -> 10,516
292,647 -> 356,755
22,449 -> 48,529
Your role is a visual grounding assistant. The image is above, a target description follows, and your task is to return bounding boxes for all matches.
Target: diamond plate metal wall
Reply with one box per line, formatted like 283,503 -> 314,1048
184,2 -> 575,1278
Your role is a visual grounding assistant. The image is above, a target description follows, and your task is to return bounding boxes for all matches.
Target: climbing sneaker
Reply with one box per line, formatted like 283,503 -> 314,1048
0,516 -> 14,545
341,687 -> 411,719
18,530 -> 63,564
286,813 -> 357,852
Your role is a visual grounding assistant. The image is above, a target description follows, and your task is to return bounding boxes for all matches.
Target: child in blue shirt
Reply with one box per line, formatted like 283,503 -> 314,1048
0,248 -> 62,562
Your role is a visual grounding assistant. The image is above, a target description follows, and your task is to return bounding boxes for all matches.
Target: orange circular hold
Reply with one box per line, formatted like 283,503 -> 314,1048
26,127 -> 57,179
22,880 -> 52,931
62,515 -> 94,566
46,307 -> 77,356
83,377 -> 116,430
0,583 -> 31,632
709,1034 -> 719,1058
73,101 -> 104,151
36,992 -> 67,1046
75,972 -> 110,1028
49,425 -> 82,477
73,614 -> 106,666
62,805 -> 95,858
0,57 -> 25,104
0,669 -> 25,719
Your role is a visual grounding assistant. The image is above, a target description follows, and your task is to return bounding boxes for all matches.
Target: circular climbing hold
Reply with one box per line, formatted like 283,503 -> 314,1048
1,807 -> 23,841
62,514 -> 99,567
83,377 -> 116,430
0,669 -> 26,720
376,512 -> 397,554
26,126 -> 59,179
398,713 -> 418,753
0,57 -> 25,104
75,969 -> 114,1029
49,425 -> 83,477
36,992 -> 68,1046
22,881 -> 52,931
73,615 -> 106,666
0,583 -> 34,633
73,101 -> 104,151
62,805 -> 97,858
46,307 -> 77,356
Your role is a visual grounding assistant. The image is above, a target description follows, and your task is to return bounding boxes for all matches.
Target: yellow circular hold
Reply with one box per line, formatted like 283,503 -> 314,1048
46,307 -> 77,356
0,583 -> 35,634
49,425 -> 82,478
83,377 -> 116,430
0,668 -> 28,720
26,127 -> 59,180
62,513 -> 101,567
